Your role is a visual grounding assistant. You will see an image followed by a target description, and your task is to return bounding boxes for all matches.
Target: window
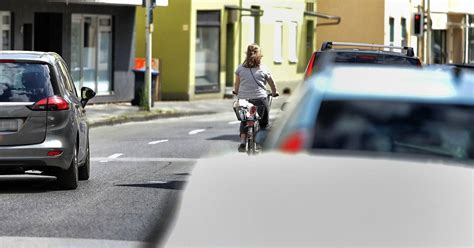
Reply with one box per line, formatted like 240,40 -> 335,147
389,17 -> 395,45
289,21 -> 298,63
71,14 -> 113,95
401,18 -> 407,47
195,11 -> 220,93
274,21 -> 283,63
0,11 -> 11,50
432,30 -> 447,64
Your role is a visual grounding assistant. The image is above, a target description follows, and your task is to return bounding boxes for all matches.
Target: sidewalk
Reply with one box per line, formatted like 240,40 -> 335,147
86,99 -> 234,128
86,96 -> 287,128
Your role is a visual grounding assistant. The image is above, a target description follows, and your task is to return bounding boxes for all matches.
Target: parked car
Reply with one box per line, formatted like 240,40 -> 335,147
266,65 -> 474,161
0,51 -> 96,190
305,42 -> 422,79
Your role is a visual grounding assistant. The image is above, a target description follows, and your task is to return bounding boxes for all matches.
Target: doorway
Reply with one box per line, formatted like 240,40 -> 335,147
34,13 -> 62,54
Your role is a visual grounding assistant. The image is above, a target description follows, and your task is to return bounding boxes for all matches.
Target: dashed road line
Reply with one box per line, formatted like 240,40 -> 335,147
228,121 -> 241,125
148,139 -> 169,145
100,153 -> 123,163
188,129 -> 206,135
108,153 -> 123,159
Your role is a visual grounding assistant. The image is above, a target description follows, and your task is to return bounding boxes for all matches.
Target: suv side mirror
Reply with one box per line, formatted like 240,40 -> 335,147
80,87 -> 96,108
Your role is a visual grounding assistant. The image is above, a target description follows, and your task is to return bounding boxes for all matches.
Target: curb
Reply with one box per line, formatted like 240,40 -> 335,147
88,111 -> 216,128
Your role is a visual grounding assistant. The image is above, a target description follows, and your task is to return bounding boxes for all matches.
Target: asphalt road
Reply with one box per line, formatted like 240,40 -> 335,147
0,110 -> 246,245
0,97 -> 285,246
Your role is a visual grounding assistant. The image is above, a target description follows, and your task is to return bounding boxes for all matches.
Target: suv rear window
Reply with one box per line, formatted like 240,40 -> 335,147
313,100 -> 474,161
332,52 -> 420,65
0,62 -> 54,102
310,51 -> 421,75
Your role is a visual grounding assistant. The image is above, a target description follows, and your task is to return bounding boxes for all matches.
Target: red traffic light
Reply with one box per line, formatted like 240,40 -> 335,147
415,14 -> 421,20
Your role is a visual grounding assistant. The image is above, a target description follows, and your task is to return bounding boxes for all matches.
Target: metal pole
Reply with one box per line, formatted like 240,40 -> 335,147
144,0 -> 152,111
426,0 -> 432,64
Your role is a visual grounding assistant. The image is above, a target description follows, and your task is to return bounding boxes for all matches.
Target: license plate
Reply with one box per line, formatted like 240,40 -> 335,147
0,119 -> 18,132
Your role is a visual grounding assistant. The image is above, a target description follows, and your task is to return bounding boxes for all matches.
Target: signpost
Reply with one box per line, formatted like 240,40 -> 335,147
143,0 -> 168,111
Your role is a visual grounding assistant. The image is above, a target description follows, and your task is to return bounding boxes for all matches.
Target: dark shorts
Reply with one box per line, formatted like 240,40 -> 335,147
239,98 -> 269,134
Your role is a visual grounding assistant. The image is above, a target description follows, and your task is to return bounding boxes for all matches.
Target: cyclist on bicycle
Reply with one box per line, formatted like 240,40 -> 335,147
233,43 -> 279,152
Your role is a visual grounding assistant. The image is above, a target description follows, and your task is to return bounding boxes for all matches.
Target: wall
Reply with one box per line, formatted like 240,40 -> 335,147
137,0 -> 193,100
316,0 -> 385,48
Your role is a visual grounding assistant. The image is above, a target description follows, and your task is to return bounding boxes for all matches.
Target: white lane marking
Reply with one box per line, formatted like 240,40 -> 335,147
228,121 -> 241,125
92,157 -> 197,163
148,139 -> 169,145
188,129 -> 206,135
108,153 -> 123,159
100,153 -> 123,163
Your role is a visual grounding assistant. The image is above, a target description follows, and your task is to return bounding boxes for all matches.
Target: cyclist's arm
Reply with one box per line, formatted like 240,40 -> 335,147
233,75 -> 240,95
267,76 -> 278,96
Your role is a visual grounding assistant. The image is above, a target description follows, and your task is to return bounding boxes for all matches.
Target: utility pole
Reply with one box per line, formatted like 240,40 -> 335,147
144,0 -> 153,111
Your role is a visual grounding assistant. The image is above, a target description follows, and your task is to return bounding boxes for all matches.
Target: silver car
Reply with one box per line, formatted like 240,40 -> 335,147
0,51 -> 95,190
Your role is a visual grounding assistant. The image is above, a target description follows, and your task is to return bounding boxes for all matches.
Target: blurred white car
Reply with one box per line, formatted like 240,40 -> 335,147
163,152 -> 472,247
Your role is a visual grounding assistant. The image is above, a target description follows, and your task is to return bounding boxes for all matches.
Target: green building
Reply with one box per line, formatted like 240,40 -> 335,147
136,0 -> 318,100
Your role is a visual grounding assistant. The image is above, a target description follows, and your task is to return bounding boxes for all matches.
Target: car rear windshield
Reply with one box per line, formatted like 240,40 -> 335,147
312,52 -> 421,74
313,100 -> 474,162
0,62 -> 55,102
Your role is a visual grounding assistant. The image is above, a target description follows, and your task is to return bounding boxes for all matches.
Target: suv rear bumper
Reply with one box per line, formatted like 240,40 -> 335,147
0,138 -> 74,170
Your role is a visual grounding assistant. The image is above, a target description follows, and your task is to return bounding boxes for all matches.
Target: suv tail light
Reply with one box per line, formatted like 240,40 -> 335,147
30,96 -> 69,111
280,130 -> 306,153
304,53 -> 316,79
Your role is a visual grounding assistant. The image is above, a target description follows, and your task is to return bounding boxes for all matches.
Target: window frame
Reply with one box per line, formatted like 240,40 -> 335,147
274,21 -> 284,64
288,21 -> 298,64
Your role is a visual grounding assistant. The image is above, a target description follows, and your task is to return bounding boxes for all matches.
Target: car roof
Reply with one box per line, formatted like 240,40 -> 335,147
307,65 -> 474,105
0,51 -> 58,64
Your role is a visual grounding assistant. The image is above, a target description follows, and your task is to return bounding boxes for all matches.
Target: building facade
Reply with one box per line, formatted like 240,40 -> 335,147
428,0 -> 474,64
0,0 -> 138,103
317,0 -> 474,64
136,0 -> 318,101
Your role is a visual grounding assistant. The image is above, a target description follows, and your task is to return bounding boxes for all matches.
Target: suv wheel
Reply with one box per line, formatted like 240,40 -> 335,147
78,142 -> 90,181
56,144 -> 79,190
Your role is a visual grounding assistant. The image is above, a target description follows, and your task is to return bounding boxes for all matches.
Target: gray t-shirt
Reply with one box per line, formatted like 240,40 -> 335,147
235,64 -> 271,99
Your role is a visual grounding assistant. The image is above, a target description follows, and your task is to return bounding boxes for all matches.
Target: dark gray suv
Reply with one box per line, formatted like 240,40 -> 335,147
0,51 -> 95,190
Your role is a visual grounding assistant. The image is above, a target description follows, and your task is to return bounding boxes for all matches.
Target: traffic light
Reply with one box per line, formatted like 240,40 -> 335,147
413,13 -> 424,36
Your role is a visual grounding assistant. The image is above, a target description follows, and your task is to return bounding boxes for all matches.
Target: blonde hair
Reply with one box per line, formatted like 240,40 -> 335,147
243,43 -> 262,68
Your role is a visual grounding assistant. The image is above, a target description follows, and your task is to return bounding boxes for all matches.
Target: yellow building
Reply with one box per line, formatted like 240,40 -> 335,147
317,0 -> 415,53
136,0 -> 318,100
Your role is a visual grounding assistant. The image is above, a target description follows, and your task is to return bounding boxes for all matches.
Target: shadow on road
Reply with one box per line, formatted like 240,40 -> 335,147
0,175 -> 57,194
207,134 -> 240,142
115,180 -> 187,190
